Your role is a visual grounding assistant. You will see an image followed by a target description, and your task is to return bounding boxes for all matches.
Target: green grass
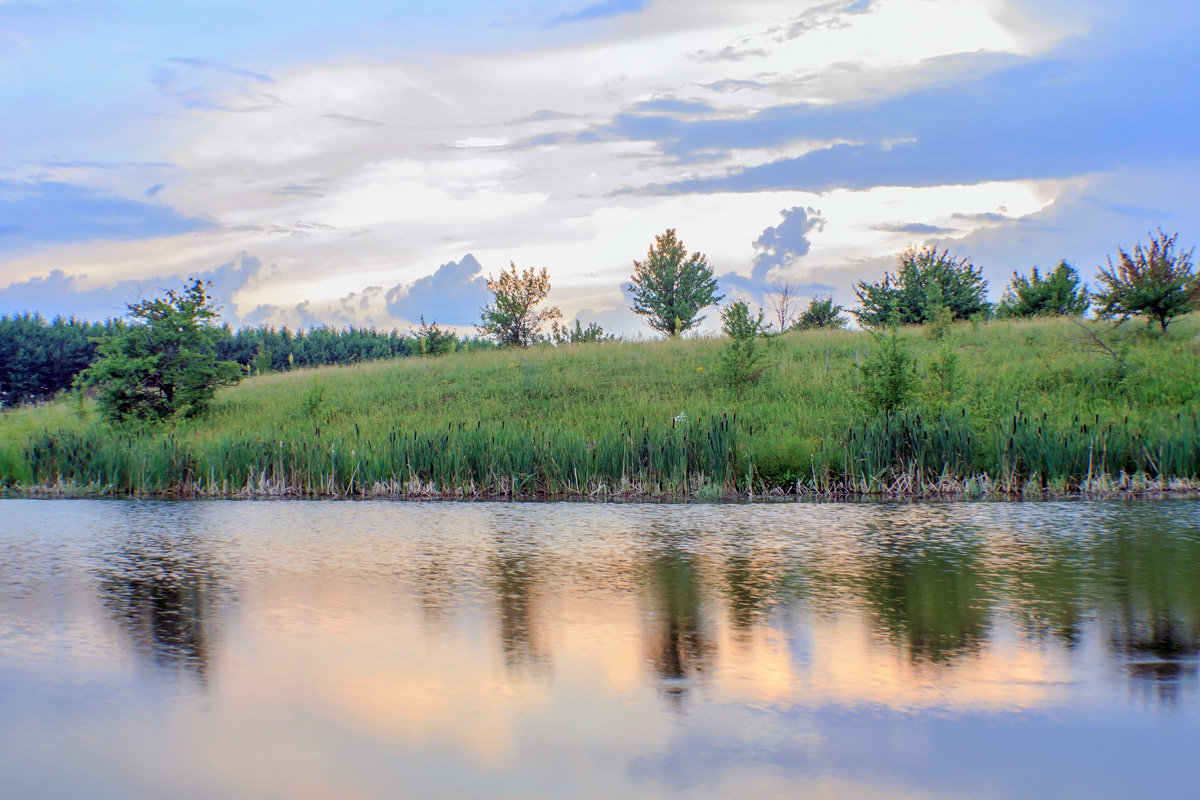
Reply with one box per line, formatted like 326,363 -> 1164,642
3,314 -> 1199,498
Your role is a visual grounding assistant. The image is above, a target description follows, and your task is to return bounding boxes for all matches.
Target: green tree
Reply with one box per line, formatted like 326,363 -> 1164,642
412,316 -> 458,356
854,245 -> 989,327
628,229 -> 722,337
856,326 -> 918,416
996,260 -> 1090,318
1094,230 -> 1196,332
478,263 -> 562,348
793,296 -> 847,331
77,279 -> 241,422
718,301 -> 768,399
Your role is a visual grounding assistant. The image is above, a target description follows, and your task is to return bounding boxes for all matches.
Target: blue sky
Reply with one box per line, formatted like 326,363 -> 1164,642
1,0 -> 1197,333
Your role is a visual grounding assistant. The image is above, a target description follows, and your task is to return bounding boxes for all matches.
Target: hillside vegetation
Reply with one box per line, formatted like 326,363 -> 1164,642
2,314 -> 1198,498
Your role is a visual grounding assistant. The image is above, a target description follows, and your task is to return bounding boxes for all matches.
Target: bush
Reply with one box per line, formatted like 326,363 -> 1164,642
854,245 -> 989,327
856,327 -> 918,416
793,296 -> 847,331
1094,230 -> 1196,332
996,260 -> 1090,318
718,301 -> 767,399
551,319 -> 614,345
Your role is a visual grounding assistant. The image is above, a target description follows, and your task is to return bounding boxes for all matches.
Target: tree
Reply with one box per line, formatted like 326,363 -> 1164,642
412,316 -> 458,356
1094,230 -> 1196,332
765,281 -> 799,332
854,245 -> 989,327
856,326 -> 918,416
77,279 -> 241,422
628,228 -> 722,337
718,301 -> 768,399
996,261 -> 1090,318
478,262 -> 562,348
793,296 -> 848,331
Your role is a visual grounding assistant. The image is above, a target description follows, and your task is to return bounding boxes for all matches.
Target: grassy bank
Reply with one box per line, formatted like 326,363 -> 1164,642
2,315 -> 1199,499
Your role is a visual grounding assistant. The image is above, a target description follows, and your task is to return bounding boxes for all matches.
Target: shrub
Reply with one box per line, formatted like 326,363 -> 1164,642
856,327 -> 918,416
793,296 -> 848,331
854,245 -> 989,327
996,260 -> 1090,318
718,301 -> 768,399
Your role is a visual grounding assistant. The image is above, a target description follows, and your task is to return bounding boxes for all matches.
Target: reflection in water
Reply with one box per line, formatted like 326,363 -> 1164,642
492,553 -> 548,674
1103,523 -> 1200,709
645,551 -> 714,707
861,534 -> 991,664
724,551 -> 773,633
94,532 -> 225,686
2,499 -> 1199,800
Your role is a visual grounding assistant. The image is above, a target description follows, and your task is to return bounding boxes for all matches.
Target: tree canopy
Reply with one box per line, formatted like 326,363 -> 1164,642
996,261 -> 1090,318
628,229 -> 722,337
793,296 -> 848,331
77,279 -> 242,422
854,245 -> 989,327
1093,230 -> 1196,332
478,263 -> 562,348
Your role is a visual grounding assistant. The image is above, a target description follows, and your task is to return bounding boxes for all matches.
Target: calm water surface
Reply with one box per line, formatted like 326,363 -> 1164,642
1,499 -> 1198,799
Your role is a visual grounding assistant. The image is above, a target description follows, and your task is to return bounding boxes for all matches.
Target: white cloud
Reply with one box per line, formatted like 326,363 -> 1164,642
2,0 -> 1089,330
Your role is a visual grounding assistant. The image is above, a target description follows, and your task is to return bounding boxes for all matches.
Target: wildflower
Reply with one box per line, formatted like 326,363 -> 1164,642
674,411 -> 689,425
696,366 -> 703,371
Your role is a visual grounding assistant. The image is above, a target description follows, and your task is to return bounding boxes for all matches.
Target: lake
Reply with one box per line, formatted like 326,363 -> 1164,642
1,499 -> 1198,799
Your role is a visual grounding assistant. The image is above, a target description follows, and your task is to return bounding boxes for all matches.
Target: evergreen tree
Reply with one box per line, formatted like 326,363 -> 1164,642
996,261 -> 1090,318
77,279 -> 242,422
854,245 -> 989,327
628,229 -> 722,337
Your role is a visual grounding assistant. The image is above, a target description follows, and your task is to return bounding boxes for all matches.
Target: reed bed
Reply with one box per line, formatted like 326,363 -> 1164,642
3,314 -> 1199,499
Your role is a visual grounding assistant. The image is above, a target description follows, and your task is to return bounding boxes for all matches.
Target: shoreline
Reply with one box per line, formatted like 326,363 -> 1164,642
7,472 -> 1198,502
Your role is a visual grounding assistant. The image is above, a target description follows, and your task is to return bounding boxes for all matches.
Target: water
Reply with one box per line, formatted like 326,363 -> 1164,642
1,499 -> 1198,799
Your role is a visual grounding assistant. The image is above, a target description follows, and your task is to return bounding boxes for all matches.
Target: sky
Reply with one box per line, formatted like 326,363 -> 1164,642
1,0 -> 1197,335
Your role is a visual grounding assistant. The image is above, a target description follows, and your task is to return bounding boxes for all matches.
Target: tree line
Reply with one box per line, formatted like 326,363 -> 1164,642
0,312 -> 497,408
2,227 -> 1195,420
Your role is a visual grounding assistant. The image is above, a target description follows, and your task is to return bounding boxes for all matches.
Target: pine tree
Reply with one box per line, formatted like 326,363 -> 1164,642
628,229 -> 722,337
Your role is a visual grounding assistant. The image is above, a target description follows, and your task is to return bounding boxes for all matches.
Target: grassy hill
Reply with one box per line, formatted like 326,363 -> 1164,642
2,314 -> 1198,498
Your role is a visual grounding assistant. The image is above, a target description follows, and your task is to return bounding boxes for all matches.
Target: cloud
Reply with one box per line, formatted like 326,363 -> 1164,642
689,46 -> 768,63
385,254 -> 491,327
152,56 -> 273,110
649,38 -> 1199,194
750,206 -> 826,283
549,0 -> 646,26
166,57 -> 273,84
712,206 -> 828,305
0,254 -> 262,322
0,179 -> 209,249
873,222 -> 956,235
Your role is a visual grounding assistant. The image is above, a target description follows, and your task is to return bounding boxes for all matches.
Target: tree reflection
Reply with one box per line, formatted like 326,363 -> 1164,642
862,536 -> 991,664
95,534 -> 225,687
1101,525 -> 1200,710
1004,542 -> 1087,648
491,553 -> 548,675
644,551 -> 714,708
724,552 -> 772,634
